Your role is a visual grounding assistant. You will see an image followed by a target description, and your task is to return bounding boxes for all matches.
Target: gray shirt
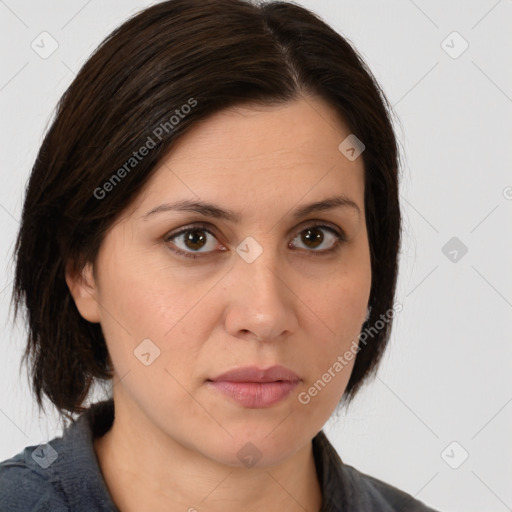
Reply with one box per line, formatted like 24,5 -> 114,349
0,399 -> 439,511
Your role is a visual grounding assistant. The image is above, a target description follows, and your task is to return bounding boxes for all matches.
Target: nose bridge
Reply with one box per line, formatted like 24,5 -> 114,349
224,237 -> 298,340
238,241 -> 286,308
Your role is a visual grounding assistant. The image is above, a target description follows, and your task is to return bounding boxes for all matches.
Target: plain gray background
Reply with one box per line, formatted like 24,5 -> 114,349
1,1 -> 511,511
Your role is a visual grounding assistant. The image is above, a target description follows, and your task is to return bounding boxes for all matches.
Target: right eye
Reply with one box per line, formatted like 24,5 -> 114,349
165,224 -> 226,259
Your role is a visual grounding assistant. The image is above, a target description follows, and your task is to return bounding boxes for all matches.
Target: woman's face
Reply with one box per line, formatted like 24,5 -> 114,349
68,96 -> 371,467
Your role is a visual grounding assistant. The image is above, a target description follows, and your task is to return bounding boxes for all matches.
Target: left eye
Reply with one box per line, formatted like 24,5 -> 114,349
290,226 -> 343,251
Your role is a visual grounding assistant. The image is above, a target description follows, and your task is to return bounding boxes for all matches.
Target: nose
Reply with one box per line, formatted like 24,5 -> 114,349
223,251 -> 299,342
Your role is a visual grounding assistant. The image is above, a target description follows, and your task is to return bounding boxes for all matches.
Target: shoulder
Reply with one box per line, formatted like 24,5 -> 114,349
0,442 -> 69,512
0,400 -> 117,512
341,463 -> 440,511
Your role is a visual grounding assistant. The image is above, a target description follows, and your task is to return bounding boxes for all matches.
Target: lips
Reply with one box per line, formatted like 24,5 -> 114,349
207,365 -> 301,408
208,365 -> 300,383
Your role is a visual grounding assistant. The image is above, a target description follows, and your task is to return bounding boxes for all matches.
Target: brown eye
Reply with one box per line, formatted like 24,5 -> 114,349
290,225 -> 344,252
301,227 -> 324,249
183,229 -> 207,250
166,227 -> 220,256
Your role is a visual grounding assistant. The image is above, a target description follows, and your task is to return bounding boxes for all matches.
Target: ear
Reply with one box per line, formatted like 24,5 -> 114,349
65,261 -> 101,323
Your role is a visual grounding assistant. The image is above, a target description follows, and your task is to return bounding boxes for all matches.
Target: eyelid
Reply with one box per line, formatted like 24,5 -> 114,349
291,219 -> 346,239
165,222 -> 220,243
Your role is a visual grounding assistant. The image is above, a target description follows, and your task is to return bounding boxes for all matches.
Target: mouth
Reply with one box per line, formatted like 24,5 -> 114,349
206,365 -> 301,408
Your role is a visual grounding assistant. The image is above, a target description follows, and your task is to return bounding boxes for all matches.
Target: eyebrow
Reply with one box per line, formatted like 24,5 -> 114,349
143,194 -> 361,222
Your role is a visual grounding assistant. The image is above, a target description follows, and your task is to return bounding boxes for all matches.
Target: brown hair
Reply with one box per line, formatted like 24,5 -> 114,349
11,0 -> 401,419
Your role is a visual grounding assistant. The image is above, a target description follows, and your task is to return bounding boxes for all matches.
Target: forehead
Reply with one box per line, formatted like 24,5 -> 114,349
167,96 -> 353,164
129,96 -> 365,220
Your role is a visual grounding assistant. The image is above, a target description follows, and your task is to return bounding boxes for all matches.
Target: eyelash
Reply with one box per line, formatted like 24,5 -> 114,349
164,222 -> 347,260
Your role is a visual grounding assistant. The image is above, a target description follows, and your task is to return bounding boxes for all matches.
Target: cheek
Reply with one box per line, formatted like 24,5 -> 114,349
96,240 -> 201,332
94,247 -> 218,383
294,259 -> 370,396
301,259 -> 371,341
293,322 -> 357,431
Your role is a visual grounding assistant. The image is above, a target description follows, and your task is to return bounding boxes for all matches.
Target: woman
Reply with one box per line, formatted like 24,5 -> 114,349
0,0 -> 439,510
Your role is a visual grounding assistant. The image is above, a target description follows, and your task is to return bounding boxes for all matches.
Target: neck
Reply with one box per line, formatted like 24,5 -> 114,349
93,395 -> 323,512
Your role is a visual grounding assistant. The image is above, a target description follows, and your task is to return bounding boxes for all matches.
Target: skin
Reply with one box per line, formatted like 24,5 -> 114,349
66,95 -> 372,512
